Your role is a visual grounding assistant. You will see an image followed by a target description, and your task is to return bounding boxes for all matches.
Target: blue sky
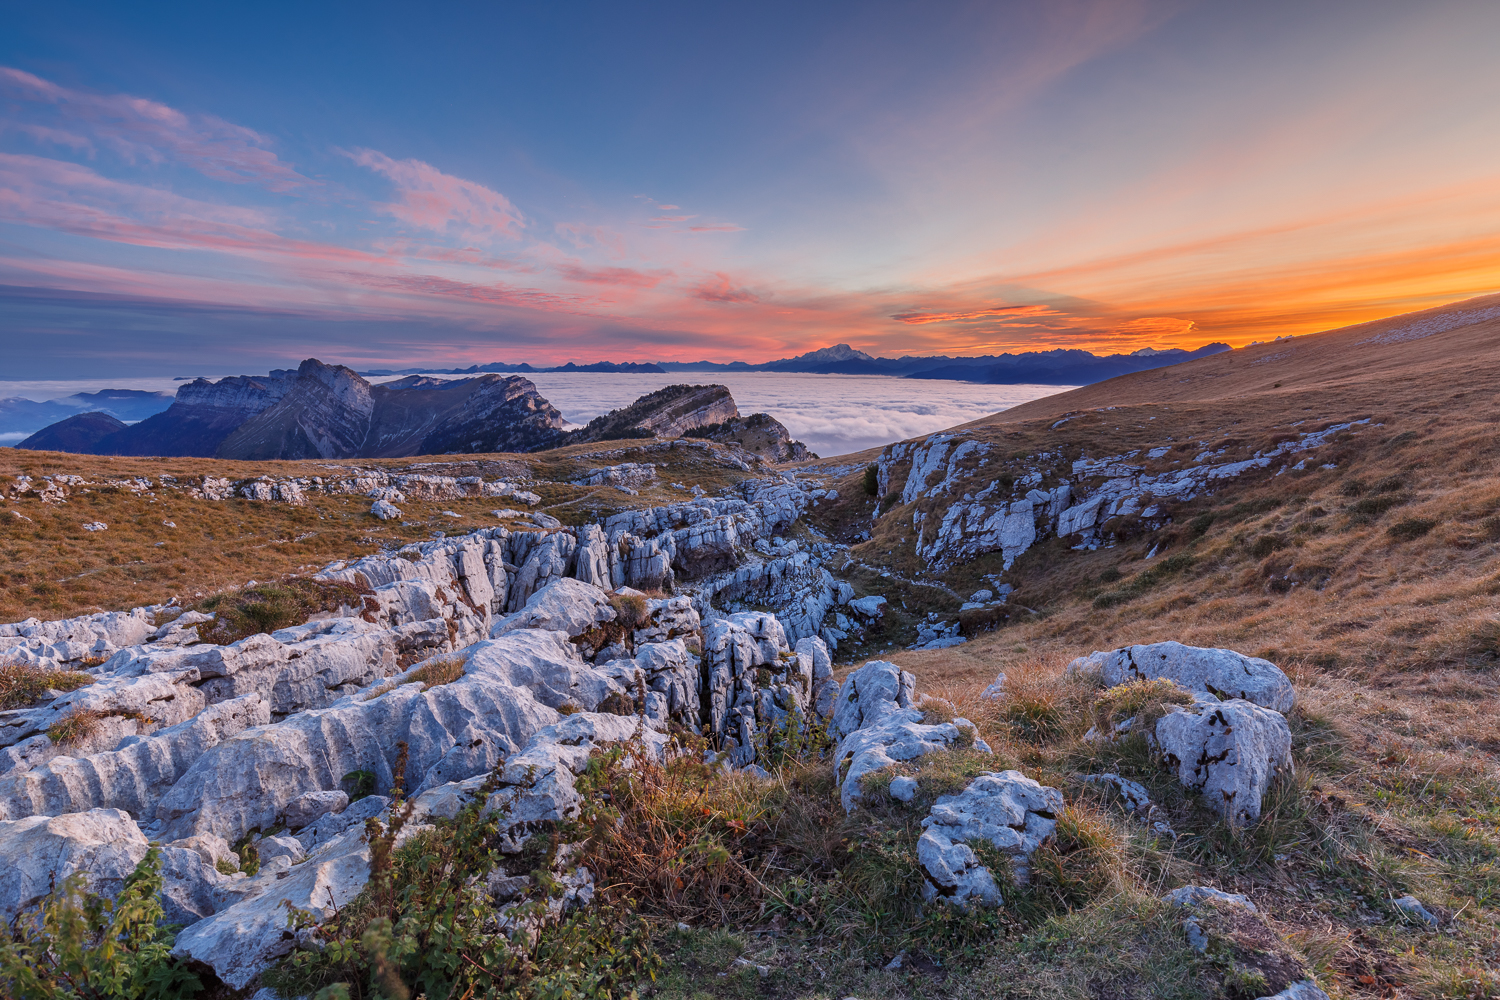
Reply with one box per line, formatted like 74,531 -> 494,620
3,0 -> 1500,376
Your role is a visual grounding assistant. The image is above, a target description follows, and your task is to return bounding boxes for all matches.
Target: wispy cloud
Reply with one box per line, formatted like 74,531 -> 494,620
347,148 -> 524,241
0,66 -> 309,191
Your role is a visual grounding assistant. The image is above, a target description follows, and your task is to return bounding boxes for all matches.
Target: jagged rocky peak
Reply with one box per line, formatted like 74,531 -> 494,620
409,374 -> 568,456
686,411 -> 814,462
82,370 -> 299,457
217,359 -> 374,461
568,384 -> 739,442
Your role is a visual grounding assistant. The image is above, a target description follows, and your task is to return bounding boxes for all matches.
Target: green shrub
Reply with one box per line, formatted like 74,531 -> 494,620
0,847 -> 202,1000
267,742 -> 660,1000
863,465 -> 879,496
1188,512 -> 1216,537
1099,567 -> 1122,584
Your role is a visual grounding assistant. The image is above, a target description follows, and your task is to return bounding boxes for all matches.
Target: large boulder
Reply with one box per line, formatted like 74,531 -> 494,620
1068,642 -> 1295,712
835,712 -> 987,812
918,770 -> 1063,902
0,809 -> 150,923
1155,698 -> 1293,826
491,577 -> 616,639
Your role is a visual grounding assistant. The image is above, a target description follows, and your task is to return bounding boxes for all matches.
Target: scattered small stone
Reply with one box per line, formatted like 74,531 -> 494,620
491,509 -> 523,519
162,520 -> 176,527
1392,894 -> 1440,927
884,949 -> 908,970
531,512 -> 562,530
980,672 -> 1007,700
82,521 -> 108,532
1165,885 -> 1257,913
370,500 -> 401,520
889,776 -> 917,803
1257,982 -> 1331,1000
440,510 -> 461,518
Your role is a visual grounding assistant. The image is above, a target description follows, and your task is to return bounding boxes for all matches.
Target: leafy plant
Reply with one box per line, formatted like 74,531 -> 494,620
267,741 -> 660,999
0,847 -> 202,1000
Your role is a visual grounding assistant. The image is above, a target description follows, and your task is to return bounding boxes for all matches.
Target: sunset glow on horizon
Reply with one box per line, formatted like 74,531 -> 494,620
3,1 -> 1500,376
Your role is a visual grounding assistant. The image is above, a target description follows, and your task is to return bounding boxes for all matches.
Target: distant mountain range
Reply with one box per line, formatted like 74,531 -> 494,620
361,342 -> 1230,384
0,389 -> 174,437
15,360 -> 808,461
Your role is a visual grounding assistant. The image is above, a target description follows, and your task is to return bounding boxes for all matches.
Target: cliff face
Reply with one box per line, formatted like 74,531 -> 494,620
89,372 -> 297,457
568,384 -> 738,443
217,360 -> 375,460
688,412 -> 814,463
412,375 -> 567,456
25,368 -> 751,460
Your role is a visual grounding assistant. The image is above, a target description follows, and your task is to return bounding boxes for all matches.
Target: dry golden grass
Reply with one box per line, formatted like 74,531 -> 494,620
0,662 -> 95,709
0,439 -> 756,622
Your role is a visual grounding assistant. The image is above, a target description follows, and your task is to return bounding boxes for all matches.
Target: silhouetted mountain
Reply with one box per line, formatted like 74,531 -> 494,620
91,372 -> 298,456
0,389 -> 174,437
655,342 -> 1231,381
16,412 -> 129,453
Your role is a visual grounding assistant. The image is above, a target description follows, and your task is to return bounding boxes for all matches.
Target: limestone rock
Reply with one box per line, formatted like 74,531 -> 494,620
371,499 -> 402,520
1256,984 -> 1331,1000
172,822 -> 377,989
828,660 -> 915,742
491,577 -> 616,639
1155,698 -> 1293,826
919,770 -> 1063,893
1165,885 -> 1257,913
835,711 -> 986,812
0,693 -> 270,822
889,775 -> 917,803
283,789 -> 349,830
1066,642 -> 1296,712
0,808 -> 150,923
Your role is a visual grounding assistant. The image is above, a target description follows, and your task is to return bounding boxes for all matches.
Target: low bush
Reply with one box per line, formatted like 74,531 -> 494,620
194,577 -> 370,644
0,662 -> 95,709
0,847 -> 202,999
862,464 -> 878,496
1092,678 -> 1194,736
1388,516 -> 1437,541
46,707 -> 105,746
267,742 -> 661,1000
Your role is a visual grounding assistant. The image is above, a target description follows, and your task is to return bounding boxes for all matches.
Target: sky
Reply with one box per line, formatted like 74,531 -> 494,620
2,0 -> 1500,377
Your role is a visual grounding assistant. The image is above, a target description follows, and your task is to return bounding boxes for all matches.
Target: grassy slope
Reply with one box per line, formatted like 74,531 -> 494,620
741,300 -> 1500,998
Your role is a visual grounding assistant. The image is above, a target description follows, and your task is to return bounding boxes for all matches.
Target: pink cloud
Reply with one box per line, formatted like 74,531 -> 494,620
650,214 -> 694,222
693,273 -> 760,303
0,153 -> 380,264
656,204 -> 680,210
688,223 -> 745,233
0,67 -> 309,192
555,263 -> 670,288
347,148 -> 524,241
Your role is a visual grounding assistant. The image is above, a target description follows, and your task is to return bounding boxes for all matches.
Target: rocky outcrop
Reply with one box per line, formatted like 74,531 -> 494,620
1155,696 -> 1293,827
687,412 -> 814,463
89,371 -> 297,457
918,771 -> 1063,905
874,419 -> 1373,572
1068,642 -> 1296,712
0,809 -> 151,923
829,661 -> 991,811
217,359 -> 374,460
568,384 -> 738,442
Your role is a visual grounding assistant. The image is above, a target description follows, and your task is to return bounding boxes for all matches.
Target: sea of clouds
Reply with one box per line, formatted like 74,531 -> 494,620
0,373 -> 1068,457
